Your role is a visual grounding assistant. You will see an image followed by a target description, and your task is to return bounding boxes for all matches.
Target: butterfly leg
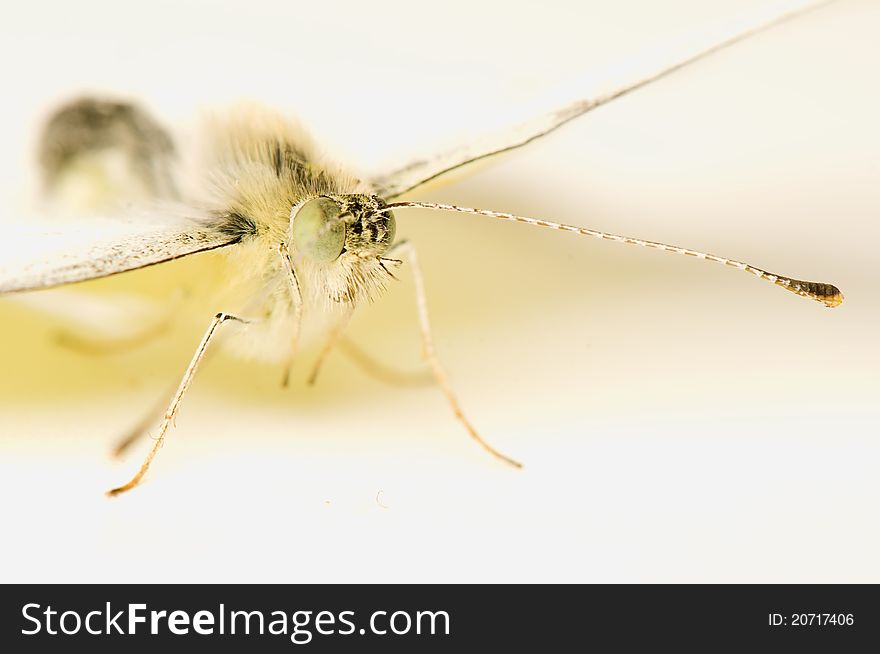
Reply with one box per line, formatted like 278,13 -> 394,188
106,312 -> 247,496
335,337 -> 434,388
303,251 -> 431,388
278,242 -> 304,388
388,241 -> 521,468
110,385 -> 177,458
306,309 -> 354,386
54,292 -> 184,356
55,318 -> 170,356
307,319 -> 433,388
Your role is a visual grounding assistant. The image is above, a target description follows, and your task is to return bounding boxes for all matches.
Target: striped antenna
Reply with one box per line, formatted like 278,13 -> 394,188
384,201 -> 843,308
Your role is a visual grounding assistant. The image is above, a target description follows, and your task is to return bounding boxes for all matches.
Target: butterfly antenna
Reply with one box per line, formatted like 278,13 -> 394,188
384,201 -> 843,308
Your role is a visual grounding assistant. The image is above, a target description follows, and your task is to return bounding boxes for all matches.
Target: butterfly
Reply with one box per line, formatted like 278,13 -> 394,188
0,0 -> 841,496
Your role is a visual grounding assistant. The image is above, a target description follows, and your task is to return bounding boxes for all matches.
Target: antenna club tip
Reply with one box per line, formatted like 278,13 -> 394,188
785,279 -> 843,308
811,282 -> 843,308
823,285 -> 844,308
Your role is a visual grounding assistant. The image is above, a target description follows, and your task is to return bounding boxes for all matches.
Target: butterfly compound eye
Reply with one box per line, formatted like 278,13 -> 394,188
291,197 -> 347,262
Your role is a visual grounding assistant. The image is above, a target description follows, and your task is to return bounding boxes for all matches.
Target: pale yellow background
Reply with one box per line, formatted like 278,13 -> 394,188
0,0 -> 877,582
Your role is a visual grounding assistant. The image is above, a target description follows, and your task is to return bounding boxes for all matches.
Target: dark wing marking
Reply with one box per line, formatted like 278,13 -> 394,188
370,0 -> 830,199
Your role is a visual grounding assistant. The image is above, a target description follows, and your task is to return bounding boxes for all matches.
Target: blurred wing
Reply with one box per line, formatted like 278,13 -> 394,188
0,210 -> 237,295
370,0 -> 830,199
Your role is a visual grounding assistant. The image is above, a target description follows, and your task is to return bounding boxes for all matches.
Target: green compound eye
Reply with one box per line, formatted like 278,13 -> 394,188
290,197 -> 346,262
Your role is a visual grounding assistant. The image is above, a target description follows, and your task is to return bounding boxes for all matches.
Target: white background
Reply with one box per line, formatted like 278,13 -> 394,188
0,0 -> 877,582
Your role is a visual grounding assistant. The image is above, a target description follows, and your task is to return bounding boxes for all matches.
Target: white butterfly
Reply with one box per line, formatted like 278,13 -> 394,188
0,0 -> 841,496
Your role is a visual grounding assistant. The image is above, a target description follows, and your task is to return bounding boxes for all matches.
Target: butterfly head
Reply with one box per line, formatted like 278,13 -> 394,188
289,194 -> 398,303
290,194 -> 395,263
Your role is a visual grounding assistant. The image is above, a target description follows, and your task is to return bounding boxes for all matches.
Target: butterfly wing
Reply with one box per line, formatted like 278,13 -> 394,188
0,209 -> 237,295
370,0 -> 828,199
0,1 -> 828,295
